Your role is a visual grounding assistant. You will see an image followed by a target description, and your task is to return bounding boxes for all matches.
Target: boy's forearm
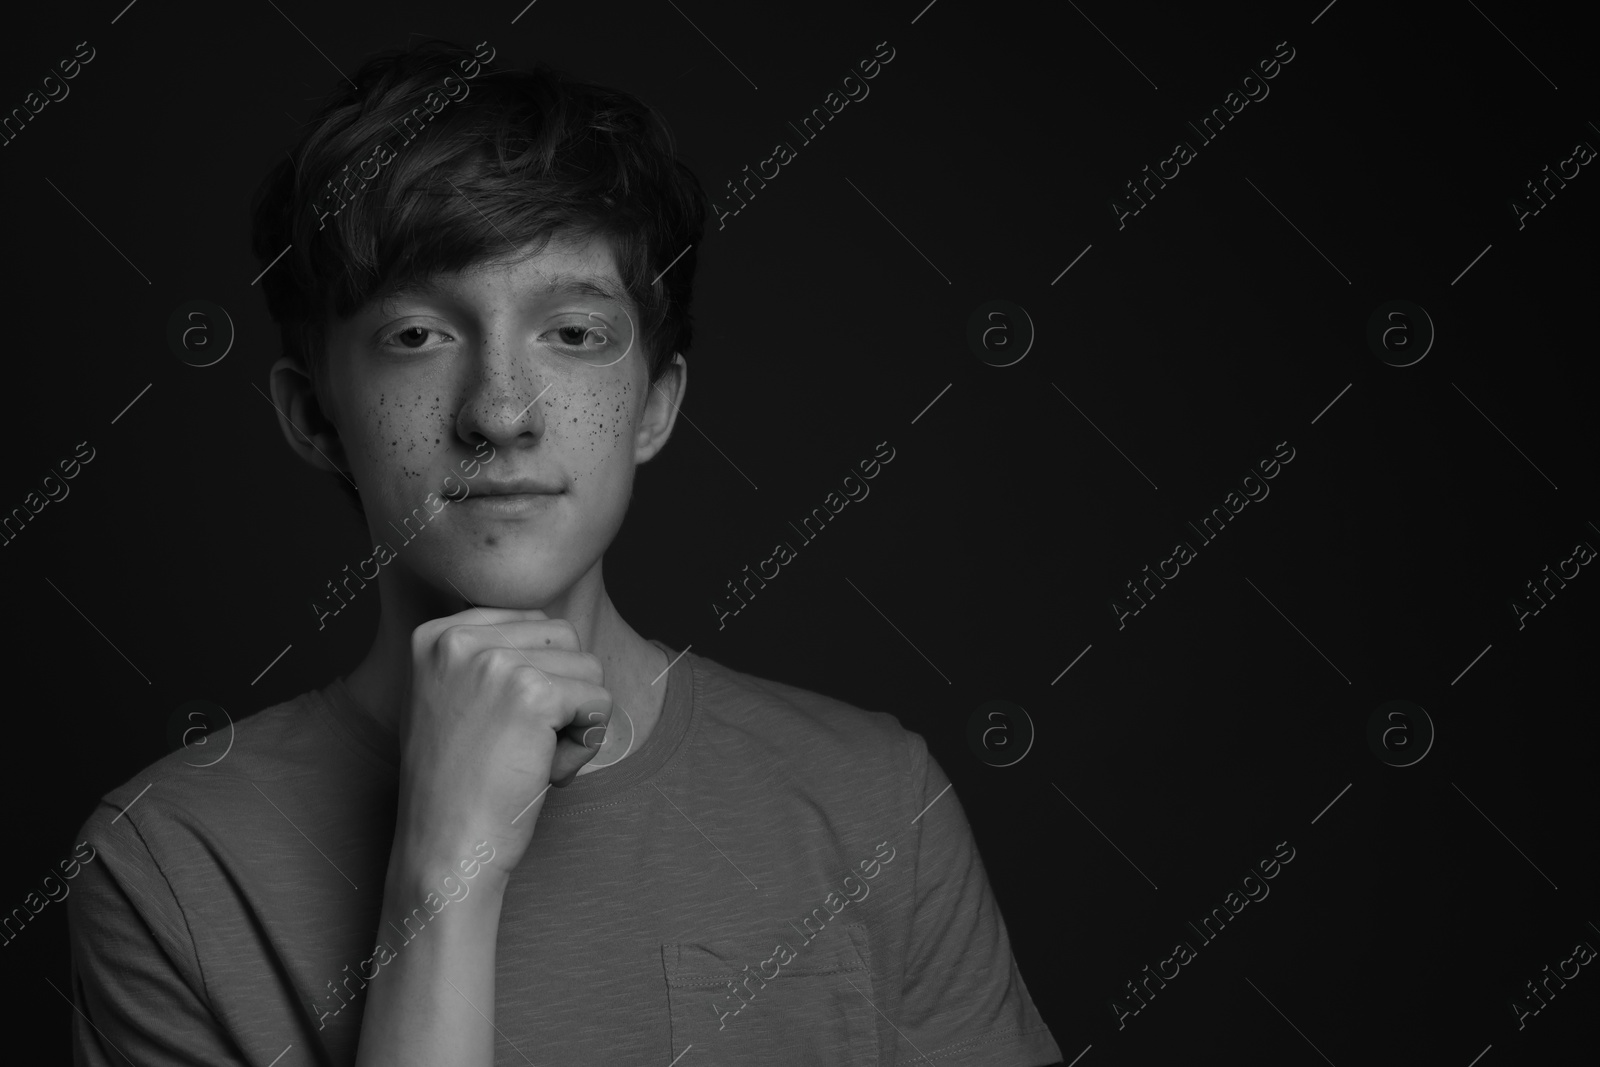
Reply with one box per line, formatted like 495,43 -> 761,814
353,858 -> 511,1067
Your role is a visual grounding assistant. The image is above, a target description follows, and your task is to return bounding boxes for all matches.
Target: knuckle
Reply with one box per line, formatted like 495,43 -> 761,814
479,645 -> 519,673
468,645 -> 510,684
436,624 -> 475,660
511,664 -> 551,703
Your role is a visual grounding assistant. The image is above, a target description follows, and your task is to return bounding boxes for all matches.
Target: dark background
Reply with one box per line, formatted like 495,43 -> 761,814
3,0 -> 1595,1063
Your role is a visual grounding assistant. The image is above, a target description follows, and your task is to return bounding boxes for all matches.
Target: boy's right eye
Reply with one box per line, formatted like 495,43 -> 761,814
381,325 -> 454,350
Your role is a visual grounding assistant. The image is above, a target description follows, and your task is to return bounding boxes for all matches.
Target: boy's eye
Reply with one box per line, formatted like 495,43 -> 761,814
384,325 -> 447,349
544,309 -> 634,367
549,320 -> 609,350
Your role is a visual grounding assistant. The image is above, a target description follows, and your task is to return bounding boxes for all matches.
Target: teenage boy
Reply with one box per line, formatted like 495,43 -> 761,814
66,40 -> 1064,1066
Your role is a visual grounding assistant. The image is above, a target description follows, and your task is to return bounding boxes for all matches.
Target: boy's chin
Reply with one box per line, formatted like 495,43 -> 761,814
436,568 -> 568,613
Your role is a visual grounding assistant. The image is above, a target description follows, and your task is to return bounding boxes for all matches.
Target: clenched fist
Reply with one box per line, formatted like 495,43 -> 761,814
390,606 -> 613,887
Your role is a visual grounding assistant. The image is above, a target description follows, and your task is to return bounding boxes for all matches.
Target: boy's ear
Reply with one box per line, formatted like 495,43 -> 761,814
635,353 -> 687,464
268,355 -> 351,477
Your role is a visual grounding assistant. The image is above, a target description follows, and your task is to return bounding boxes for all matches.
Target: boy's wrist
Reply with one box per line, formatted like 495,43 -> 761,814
384,841 -> 509,912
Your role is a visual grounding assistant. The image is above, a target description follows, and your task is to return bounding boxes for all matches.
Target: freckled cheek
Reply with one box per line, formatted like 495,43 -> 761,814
352,397 -> 438,491
560,393 -> 633,484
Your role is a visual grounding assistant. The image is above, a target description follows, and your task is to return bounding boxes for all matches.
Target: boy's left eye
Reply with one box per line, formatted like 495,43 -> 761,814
547,321 -> 609,349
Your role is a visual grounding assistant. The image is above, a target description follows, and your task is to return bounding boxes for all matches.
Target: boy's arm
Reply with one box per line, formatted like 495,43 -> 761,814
66,814 -> 243,1066
351,852 -> 511,1067
352,606 -> 607,1065
897,732 -> 1064,1066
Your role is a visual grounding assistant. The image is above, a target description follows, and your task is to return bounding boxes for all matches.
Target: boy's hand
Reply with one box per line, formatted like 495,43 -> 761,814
392,606 -> 612,886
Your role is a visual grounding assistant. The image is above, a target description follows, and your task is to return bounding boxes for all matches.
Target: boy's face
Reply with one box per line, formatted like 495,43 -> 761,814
304,232 -> 682,609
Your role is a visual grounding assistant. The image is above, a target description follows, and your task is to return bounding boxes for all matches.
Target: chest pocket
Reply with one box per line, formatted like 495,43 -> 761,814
661,921 -> 879,1065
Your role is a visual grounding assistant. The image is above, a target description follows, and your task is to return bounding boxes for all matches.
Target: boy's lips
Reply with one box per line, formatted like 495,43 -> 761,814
465,477 -> 563,497
456,490 -> 563,516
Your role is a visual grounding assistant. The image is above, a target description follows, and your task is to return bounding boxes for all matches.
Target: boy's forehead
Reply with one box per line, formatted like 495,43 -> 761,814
471,233 -> 620,283
382,269 -> 628,304
375,243 -> 630,310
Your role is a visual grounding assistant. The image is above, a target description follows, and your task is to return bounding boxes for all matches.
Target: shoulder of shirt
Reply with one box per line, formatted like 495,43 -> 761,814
72,684 -> 343,849
687,652 -> 928,766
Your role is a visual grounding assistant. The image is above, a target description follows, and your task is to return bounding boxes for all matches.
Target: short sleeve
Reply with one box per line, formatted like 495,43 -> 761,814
896,733 -> 1063,1066
67,805 -> 246,1067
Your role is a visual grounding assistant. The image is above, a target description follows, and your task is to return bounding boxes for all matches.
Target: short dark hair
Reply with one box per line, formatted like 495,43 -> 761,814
250,39 -> 709,509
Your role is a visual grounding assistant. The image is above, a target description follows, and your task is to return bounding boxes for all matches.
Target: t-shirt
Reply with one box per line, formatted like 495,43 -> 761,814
68,643 -> 1063,1066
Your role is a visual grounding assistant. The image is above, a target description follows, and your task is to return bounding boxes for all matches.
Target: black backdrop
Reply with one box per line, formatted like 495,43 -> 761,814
3,1 -> 1595,1063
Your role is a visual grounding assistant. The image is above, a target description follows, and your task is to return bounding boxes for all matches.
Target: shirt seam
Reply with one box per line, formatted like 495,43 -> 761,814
668,961 -> 873,988
119,804 -> 220,1023
903,1024 -> 1059,1063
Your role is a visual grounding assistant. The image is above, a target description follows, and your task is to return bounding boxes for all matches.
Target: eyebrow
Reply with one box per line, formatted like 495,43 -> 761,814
538,276 -> 631,305
379,273 -> 631,308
